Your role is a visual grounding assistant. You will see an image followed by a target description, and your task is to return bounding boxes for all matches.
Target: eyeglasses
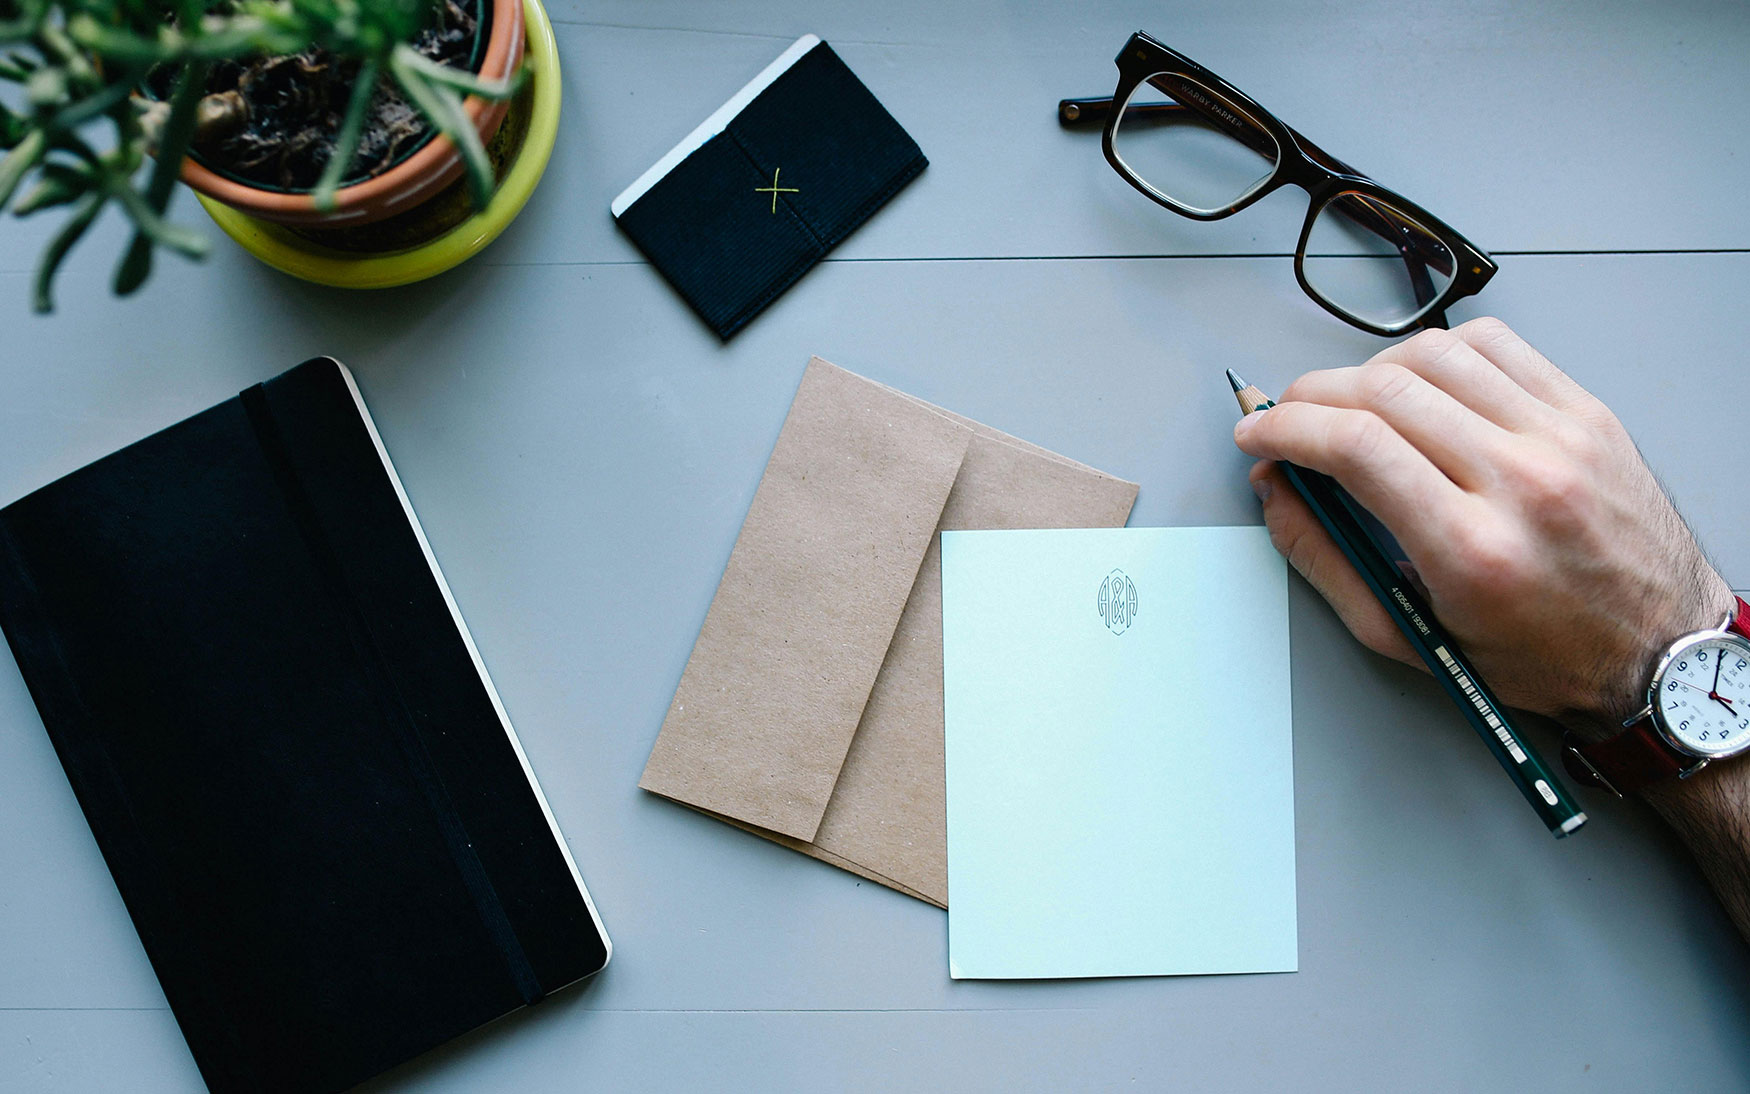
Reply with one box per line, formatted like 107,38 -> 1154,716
1060,32 -> 1497,337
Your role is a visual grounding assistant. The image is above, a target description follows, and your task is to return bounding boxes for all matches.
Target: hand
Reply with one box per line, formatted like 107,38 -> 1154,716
1232,318 -> 1733,743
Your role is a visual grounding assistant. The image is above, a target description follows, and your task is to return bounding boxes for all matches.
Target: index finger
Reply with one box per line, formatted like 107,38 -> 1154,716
1233,399 -> 1472,559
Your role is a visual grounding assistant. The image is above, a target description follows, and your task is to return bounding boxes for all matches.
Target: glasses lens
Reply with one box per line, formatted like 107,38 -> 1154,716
1110,73 -> 1280,215
1301,192 -> 1457,329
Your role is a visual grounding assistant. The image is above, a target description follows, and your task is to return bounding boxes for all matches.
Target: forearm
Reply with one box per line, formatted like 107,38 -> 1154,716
1644,760 -> 1750,941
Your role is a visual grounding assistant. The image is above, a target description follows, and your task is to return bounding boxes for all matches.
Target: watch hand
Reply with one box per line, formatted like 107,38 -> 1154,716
1709,692 -> 1737,715
1714,652 -> 1725,692
1670,678 -> 1710,695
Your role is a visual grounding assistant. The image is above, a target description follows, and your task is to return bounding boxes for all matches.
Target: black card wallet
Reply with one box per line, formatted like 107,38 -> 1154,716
0,359 -> 611,1094
611,35 -> 927,338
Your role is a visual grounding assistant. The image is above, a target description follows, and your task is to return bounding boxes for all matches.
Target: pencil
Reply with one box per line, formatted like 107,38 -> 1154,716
1227,368 -> 1587,838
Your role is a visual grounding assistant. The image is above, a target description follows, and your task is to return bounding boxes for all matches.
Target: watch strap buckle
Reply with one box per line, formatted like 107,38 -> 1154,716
1563,739 -> 1624,798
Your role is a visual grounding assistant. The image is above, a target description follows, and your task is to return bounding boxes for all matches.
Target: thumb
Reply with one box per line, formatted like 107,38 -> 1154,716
1249,460 -> 1421,670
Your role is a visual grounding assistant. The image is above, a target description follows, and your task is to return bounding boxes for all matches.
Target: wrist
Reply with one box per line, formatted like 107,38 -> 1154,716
1643,742 -> 1750,824
1564,575 -> 1737,746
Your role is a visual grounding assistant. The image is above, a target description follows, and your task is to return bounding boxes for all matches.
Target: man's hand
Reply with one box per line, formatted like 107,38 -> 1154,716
1232,317 -> 1732,742
1234,318 -> 1750,942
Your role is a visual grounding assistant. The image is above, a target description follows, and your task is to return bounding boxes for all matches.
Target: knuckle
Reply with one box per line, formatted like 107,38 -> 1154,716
1394,326 -> 1463,367
1277,370 -> 1327,406
1542,413 -> 1617,471
1386,328 -> 1478,383
1346,610 -> 1406,660
1355,362 -> 1418,411
1499,446 -> 1597,528
1264,507 -> 1302,561
1449,525 -> 1525,589
1274,514 -> 1329,587
1453,315 -> 1516,348
1526,461 -> 1589,517
1557,420 -> 1612,469
1575,396 -> 1628,438
1329,411 -> 1391,472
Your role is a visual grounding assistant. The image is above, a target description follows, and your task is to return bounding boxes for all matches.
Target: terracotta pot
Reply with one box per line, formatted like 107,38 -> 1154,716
197,0 -> 562,289
179,0 -> 526,227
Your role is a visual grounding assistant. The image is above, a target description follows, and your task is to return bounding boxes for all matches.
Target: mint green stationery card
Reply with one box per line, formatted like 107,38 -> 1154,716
941,526 -> 1295,979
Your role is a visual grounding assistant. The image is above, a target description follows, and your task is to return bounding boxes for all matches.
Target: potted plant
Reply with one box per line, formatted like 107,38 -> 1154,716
0,0 -> 561,312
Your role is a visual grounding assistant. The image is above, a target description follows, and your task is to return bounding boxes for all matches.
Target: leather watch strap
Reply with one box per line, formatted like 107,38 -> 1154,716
1564,717 -> 1688,795
1563,595 -> 1750,796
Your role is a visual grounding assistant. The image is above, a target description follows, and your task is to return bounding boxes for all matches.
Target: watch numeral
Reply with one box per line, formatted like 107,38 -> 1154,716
1667,681 -> 1679,692
1679,660 -> 1689,671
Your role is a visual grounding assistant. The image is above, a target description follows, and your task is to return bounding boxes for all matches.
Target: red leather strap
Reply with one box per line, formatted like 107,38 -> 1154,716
1564,595 -> 1750,795
1564,717 -> 1687,795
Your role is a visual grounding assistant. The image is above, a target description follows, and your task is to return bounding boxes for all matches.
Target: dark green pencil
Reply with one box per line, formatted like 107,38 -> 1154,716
1228,369 -> 1587,837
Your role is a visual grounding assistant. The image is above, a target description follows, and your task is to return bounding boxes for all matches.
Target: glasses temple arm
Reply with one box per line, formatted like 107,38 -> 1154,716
1061,91 -> 1375,198
1059,95 -> 1278,161
1058,97 -> 1119,125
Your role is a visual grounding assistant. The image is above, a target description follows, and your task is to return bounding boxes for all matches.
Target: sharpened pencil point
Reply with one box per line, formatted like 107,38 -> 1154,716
1227,370 -> 1270,416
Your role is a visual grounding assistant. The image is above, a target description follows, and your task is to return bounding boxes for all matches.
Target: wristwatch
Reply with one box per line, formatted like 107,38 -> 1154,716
1564,596 -> 1750,796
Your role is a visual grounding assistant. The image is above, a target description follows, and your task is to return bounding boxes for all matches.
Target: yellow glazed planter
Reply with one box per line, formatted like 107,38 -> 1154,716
195,0 -> 560,288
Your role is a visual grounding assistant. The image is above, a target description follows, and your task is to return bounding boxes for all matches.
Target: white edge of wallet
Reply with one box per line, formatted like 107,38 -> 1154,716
609,33 -> 822,217
333,359 -> 613,974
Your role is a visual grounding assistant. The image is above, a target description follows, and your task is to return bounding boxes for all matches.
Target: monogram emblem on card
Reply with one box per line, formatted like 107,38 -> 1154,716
1097,569 -> 1139,635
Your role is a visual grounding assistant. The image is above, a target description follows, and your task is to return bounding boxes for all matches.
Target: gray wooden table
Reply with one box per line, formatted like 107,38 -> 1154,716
4,2 -> 1749,1091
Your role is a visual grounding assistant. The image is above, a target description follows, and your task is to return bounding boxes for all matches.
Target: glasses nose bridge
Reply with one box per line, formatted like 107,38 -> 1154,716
1267,133 -> 1335,200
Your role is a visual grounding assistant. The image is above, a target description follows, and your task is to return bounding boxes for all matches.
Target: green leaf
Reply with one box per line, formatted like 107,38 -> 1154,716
48,79 -> 134,131
115,58 -> 208,295
182,17 -> 306,60
111,180 -> 209,259
393,46 -> 524,101
13,161 -> 92,214
0,0 -> 47,43
0,125 -> 46,212
37,24 -> 92,80
65,16 -> 171,65
32,189 -> 103,313
390,45 -> 493,209
313,55 -> 378,212
24,65 -> 66,107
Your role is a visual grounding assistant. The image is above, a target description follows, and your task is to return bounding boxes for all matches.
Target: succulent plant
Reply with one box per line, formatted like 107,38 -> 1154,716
0,0 -> 521,312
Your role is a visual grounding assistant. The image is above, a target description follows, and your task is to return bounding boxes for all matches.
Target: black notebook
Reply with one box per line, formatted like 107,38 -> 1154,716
0,359 -> 610,1094
611,34 -> 927,338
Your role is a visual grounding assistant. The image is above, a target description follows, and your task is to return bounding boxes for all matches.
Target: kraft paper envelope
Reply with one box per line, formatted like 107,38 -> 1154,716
639,358 -> 1137,906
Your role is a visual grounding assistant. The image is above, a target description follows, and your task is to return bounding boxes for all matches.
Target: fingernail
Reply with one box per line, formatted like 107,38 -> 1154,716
1233,414 -> 1257,438
1252,477 -> 1272,503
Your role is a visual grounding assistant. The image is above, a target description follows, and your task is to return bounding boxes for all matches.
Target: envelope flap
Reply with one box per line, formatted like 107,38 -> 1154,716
802,427 -> 1139,905
639,358 -> 971,841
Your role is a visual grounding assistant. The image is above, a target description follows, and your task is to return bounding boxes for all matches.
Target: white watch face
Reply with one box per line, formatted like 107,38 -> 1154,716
1653,635 -> 1750,757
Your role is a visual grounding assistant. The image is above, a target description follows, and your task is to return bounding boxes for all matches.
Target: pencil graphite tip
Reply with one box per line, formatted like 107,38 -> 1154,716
1225,368 -> 1247,393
